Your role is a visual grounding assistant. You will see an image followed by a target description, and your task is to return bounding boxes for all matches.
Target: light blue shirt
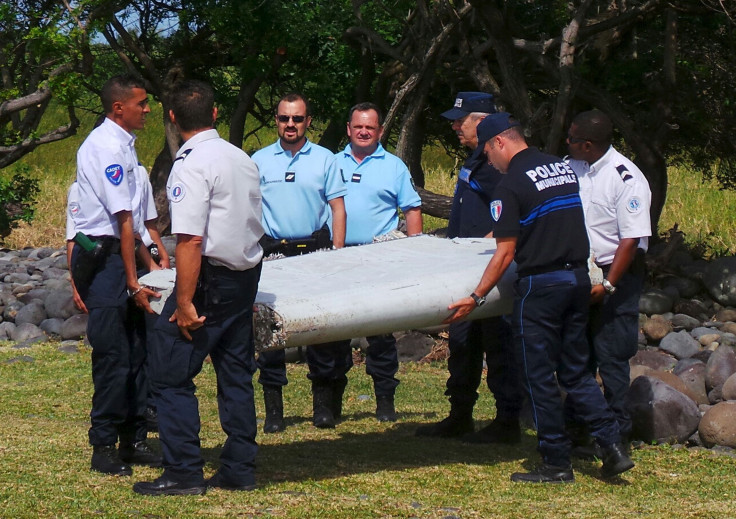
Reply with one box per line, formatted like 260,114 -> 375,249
336,143 -> 421,245
253,139 -> 346,240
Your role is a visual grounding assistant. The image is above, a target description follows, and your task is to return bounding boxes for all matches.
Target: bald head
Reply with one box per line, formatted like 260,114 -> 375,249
571,109 -> 613,147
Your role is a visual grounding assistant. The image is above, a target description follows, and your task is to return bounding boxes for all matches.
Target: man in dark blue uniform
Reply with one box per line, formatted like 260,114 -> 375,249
415,92 -> 522,443
446,113 -> 634,483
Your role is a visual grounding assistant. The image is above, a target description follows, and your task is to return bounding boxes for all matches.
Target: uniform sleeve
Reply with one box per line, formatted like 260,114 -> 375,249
489,184 -> 521,239
65,184 -> 78,241
168,163 -> 210,237
323,155 -> 347,201
471,163 -> 502,198
615,173 -> 652,240
395,161 -> 422,211
88,145 -> 134,215
140,173 -> 158,222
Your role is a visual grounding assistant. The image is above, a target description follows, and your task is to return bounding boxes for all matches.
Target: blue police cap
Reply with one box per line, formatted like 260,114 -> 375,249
476,112 -> 520,142
441,92 -> 496,120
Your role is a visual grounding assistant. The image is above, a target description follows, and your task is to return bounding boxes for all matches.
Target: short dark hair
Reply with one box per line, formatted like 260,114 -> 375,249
169,80 -> 215,132
572,109 -> 613,145
276,92 -> 310,116
100,74 -> 146,113
348,102 -> 383,125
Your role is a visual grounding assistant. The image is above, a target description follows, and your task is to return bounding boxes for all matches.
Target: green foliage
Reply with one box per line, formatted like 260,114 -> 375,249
0,164 -> 40,238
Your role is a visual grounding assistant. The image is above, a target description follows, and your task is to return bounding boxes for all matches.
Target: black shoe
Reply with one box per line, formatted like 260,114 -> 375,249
462,418 -> 521,444
263,385 -> 285,434
312,383 -> 336,429
376,395 -> 397,422
510,463 -> 574,483
600,442 -> 635,478
415,414 -> 474,438
133,476 -> 206,496
331,379 -> 347,421
145,406 -> 158,433
571,442 -> 603,460
119,441 -> 162,467
206,472 -> 257,492
91,445 -> 132,476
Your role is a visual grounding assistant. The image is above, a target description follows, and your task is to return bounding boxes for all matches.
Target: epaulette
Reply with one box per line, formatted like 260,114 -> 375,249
616,164 -> 634,182
173,149 -> 193,163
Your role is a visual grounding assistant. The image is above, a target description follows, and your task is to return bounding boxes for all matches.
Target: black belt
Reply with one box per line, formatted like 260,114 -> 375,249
88,236 -> 121,255
519,261 -> 586,277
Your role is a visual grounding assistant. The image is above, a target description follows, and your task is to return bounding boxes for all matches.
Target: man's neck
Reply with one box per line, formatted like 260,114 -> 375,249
280,137 -> 307,155
351,144 -> 378,164
180,127 -> 214,144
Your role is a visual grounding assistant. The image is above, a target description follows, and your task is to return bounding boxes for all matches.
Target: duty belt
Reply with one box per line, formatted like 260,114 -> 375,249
519,261 -> 586,277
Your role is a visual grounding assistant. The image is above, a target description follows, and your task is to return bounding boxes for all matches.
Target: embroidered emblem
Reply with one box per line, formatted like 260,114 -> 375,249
69,202 -> 80,217
616,164 -> 633,182
351,173 -> 362,183
285,171 -> 296,182
627,197 -> 642,213
454,98 -> 463,108
105,164 -> 124,186
490,200 -> 502,221
170,182 -> 186,203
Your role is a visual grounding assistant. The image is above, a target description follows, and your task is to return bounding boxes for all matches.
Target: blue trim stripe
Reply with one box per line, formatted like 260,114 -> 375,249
520,193 -> 581,227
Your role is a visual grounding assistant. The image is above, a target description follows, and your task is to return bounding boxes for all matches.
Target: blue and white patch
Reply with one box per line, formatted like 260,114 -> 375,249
285,171 -> 296,183
490,200 -> 502,221
351,173 -> 362,183
105,164 -> 124,185
68,202 -> 80,217
616,164 -> 633,182
169,182 -> 186,203
627,196 -> 642,213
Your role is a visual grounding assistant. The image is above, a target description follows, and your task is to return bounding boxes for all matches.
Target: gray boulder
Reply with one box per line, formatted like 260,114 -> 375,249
639,289 -> 674,315
699,401 -> 736,448
44,289 -> 78,319
659,330 -> 701,359
61,314 -> 88,340
670,313 -> 702,331
396,331 -> 435,362
641,315 -> 672,342
674,361 -> 710,405
0,321 -> 15,340
3,301 -> 24,322
674,299 -> 712,322
10,322 -> 45,342
663,276 -> 701,299
40,318 -> 64,336
630,349 -> 678,372
14,301 -> 47,326
702,257 -> 736,306
722,373 -> 736,401
41,266 -> 68,281
13,335 -> 48,349
705,344 -> 736,391
627,375 -> 702,444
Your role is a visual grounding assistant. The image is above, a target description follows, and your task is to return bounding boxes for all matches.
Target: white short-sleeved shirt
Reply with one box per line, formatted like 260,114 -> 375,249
336,143 -> 421,245
167,129 -> 263,271
132,165 -> 158,246
568,146 -> 652,265
66,182 -> 81,241
252,139 -> 346,240
74,118 -> 141,237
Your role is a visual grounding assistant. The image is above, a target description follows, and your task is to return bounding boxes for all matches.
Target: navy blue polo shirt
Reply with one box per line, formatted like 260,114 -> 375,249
491,147 -> 589,275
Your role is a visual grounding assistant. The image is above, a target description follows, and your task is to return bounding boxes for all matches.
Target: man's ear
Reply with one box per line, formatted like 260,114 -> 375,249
212,106 -> 218,125
168,109 -> 176,125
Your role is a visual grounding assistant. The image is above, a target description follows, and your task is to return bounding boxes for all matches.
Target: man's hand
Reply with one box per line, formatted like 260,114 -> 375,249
71,285 -> 88,314
131,286 -> 161,314
590,283 -> 606,305
170,302 -> 206,341
443,296 -> 477,324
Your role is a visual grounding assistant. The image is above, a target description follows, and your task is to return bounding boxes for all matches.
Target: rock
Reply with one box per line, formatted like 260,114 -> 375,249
639,289 -> 674,315
722,373 -> 736,401
664,276 -> 701,299
629,364 -> 651,382
674,361 -> 710,405
40,318 -> 64,336
646,370 -> 701,404
715,308 -> 736,322
44,289 -> 78,319
691,326 -> 721,340
18,288 -> 48,304
708,386 -> 723,404
720,322 -> 736,335
0,321 -> 15,340
699,401 -> 736,448
670,313 -> 702,331
698,333 -> 723,348
627,375 -> 702,444
12,335 -> 48,349
5,272 -> 31,284
705,344 -> 736,391
395,331 -> 436,362
642,315 -> 672,342
673,299 -> 712,322
692,349 -> 713,364
14,301 -> 47,326
10,322 -> 45,342
41,266 -> 68,281
3,301 -> 24,322
60,314 -> 88,340
58,342 -> 80,354
658,330 -> 701,359
702,257 -> 736,306
630,349 -> 678,372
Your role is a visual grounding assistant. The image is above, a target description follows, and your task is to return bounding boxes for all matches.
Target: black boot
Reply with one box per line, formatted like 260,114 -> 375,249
600,442 -> 635,478
312,383 -> 336,429
145,406 -> 158,433
91,445 -> 132,476
119,441 -> 162,467
462,417 -> 521,444
511,463 -> 574,483
263,385 -> 285,433
331,379 -> 347,422
376,395 -> 397,422
415,402 -> 474,438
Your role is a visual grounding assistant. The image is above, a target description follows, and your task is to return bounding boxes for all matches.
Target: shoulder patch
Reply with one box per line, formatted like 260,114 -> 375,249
627,196 -> 643,213
105,164 -> 124,185
169,182 -> 186,203
616,164 -> 634,183
490,200 -> 502,221
68,202 -> 80,217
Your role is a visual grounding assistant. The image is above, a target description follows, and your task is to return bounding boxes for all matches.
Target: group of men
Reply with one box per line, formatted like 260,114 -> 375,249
67,73 -> 650,495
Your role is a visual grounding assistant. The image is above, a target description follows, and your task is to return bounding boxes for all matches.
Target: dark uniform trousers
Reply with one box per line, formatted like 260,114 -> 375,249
72,245 -> 147,446
446,316 -> 522,418
150,261 -> 262,486
513,267 -> 620,467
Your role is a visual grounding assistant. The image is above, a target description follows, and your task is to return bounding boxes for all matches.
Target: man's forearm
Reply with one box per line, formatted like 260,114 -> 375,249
405,207 -> 422,236
605,238 -> 639,285
116,211 -> 139,290
328,197 -> 346,248
175,234 -> 203,307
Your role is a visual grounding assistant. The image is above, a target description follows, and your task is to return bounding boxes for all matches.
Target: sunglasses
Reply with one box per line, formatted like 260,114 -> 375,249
277,115 -> 306,123
567,134 -> 589,144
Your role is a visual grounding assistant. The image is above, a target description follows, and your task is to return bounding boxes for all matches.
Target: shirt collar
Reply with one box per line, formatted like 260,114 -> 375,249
343,143 -> 385,162
588,145 -> 615,174
177,128 -> 219,157
102,117 -> 136,147
276,138 -> 312,157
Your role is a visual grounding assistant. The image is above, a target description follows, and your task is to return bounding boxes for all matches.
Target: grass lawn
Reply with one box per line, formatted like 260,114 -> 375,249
1,342 -> 735,518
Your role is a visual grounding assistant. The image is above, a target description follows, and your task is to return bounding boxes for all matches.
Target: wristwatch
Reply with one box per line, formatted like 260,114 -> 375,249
470,292 -> 486,307
601,279 -> 617,295
127,285 -> 144,298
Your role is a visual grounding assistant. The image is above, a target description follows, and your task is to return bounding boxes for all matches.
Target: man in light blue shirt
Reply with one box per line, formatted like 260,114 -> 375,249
251,93 -> 348,432
331,102 -> 422,421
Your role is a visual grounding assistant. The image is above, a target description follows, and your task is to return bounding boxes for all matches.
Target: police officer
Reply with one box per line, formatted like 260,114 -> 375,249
332,102 -> 423,422
133,80 -> 263,496
415,92 -> 522,442
69,74 -> 161,476
446,113 -> 634,483
566,109 -> 651,447
252,93 -> 348,431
